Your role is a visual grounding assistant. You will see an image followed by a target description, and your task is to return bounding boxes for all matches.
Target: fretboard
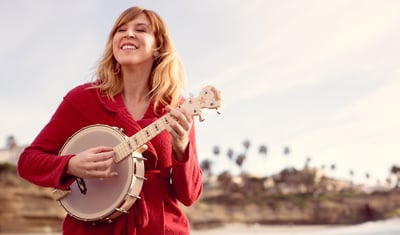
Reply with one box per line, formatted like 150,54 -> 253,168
113,114 -> 171,163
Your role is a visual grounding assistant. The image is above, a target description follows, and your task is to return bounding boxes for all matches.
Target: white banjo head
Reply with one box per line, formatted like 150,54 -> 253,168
58,125 -> 144,222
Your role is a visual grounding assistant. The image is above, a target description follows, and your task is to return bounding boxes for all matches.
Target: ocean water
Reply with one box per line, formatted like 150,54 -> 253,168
191,218 -> 400,235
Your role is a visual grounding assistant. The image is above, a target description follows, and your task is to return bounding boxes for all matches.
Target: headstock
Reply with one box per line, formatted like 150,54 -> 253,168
180,85 -> 222,121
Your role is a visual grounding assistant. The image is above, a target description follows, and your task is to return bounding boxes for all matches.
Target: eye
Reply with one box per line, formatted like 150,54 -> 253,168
116,26 -> 127,33
135,23 -> 150,33
135,27 -> 146,32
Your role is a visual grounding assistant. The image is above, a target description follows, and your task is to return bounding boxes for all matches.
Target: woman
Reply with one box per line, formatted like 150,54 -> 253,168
18,6 -> 202,235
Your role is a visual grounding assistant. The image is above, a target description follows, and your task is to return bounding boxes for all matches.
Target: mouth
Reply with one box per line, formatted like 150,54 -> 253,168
120,43 -> 137,51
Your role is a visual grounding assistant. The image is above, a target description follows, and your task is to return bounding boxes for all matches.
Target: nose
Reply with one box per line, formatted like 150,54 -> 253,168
126,29 -> 136,38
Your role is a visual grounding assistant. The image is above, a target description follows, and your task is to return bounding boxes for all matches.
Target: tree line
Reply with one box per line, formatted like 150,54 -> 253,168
200,139 -> 400,189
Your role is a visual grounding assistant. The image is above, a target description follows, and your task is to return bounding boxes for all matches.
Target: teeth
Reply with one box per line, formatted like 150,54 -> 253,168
122,45 -> 137,50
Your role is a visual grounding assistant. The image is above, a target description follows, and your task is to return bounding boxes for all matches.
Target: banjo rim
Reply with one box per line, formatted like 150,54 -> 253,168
55,124 -> 146,222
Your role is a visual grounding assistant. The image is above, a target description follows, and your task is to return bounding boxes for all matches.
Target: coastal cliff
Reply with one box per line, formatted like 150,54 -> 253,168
184,188 -> 400,229
0,163 -> 65,233
1,163 -> 399,233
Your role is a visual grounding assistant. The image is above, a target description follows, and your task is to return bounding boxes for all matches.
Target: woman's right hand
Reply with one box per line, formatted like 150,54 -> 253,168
66,146 -> 117,179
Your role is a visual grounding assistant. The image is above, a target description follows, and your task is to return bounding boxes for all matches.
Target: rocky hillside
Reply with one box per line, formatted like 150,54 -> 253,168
1,163 -> 400,233
0,163 -> 65,233
183,169 -> 400,229
183,189 -> 400,229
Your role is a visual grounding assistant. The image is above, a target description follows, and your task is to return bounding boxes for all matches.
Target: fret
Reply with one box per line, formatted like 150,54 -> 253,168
133,136 -> 139,146
113,114 -> 171,163
113,142 -> 128,163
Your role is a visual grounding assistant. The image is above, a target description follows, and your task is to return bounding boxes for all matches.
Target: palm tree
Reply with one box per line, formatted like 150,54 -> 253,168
6,135 -> 17,149
200,159 -> 212,177
281,145 -> 291,174
386,177 -> 392,189
330,164 -> 336,178
243,139 -> 251,151
365,172 -> 371,186
283,146 -> 290,155
213,145 -> 220,156
390,165 -> 400,189
235,153 -> 246,169
259,145 -> 267,155
227,148 -> 234,160
258,144 -> 268,176
232,139 -> 251,174
304,157 -> 312,170
225,148 -> 235,173
349,169 -> 355,188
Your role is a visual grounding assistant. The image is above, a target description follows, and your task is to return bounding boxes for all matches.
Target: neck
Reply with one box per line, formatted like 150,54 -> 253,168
121,65 -> 152,103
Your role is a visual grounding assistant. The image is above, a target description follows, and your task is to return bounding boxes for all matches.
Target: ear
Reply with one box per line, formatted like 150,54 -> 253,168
153,50 -> 160,58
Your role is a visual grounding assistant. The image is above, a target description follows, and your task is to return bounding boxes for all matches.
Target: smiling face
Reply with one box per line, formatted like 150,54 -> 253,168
95,7 -> 184,106
112,13 -> 158,69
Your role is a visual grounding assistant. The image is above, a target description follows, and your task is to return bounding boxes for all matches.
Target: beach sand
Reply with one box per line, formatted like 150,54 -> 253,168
191,223 -> 340,235
0,224 -> 342,235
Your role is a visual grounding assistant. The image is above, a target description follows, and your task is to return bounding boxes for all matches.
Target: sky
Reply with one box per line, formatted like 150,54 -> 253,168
1,0 -> 399,186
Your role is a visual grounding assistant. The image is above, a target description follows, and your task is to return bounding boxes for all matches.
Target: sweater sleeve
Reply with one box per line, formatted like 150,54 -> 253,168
18,89 -> 92,188
171,122 -> 203,206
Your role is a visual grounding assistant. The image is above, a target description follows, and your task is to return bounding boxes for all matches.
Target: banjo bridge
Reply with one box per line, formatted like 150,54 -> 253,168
132,152 -> 147,161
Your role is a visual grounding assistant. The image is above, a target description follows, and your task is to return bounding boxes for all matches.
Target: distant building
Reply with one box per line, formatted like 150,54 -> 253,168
0,145 -> 26,165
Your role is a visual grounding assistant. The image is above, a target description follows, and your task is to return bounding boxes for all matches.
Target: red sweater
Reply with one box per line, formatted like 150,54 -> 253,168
18,83 -> 203,235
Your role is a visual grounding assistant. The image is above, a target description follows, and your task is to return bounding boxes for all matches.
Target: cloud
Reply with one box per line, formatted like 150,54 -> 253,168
197,1 -> 400,110
282,74 -> 400,180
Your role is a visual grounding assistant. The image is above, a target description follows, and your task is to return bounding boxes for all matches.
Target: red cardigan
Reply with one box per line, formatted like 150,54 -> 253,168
18,83 -> 203,235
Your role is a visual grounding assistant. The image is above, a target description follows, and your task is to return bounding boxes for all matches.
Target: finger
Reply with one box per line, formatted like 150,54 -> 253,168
165,122 -> 176,136
170,108 -> 190,122
165,123 -> 181,140
166,118 -> 184,136
90,146 -> 114,153
179,117 -> 191,131
86,169 -> 117,178
180,109 -> 192,122
88,150 -> 114,163
170,111 -> 191,131
85,163 -> 117,178
90,160 -> 112,172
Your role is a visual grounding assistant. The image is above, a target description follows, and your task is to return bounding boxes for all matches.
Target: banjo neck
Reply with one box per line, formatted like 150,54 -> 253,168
113,85 -> 221,163
113,114 -> 171,163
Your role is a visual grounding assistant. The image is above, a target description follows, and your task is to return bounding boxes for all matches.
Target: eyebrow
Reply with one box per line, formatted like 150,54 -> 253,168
119,22 -> 150,28
116,22 -> 152,33
135,23 -> 150,27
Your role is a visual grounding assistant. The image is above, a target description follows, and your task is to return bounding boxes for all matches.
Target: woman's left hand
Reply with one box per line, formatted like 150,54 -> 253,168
166,106 -> 193,161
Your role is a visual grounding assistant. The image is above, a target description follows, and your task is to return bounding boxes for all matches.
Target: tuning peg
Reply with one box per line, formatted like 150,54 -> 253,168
216,109 -> 221,115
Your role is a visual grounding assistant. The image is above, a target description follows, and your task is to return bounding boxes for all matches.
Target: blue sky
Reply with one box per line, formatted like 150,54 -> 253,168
1,0 -> 400,185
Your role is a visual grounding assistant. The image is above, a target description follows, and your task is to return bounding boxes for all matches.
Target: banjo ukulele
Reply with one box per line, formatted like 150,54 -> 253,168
52,85 -> 221,222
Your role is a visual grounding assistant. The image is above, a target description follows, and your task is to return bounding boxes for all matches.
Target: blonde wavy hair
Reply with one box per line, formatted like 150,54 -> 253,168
93,6 -> 186,111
